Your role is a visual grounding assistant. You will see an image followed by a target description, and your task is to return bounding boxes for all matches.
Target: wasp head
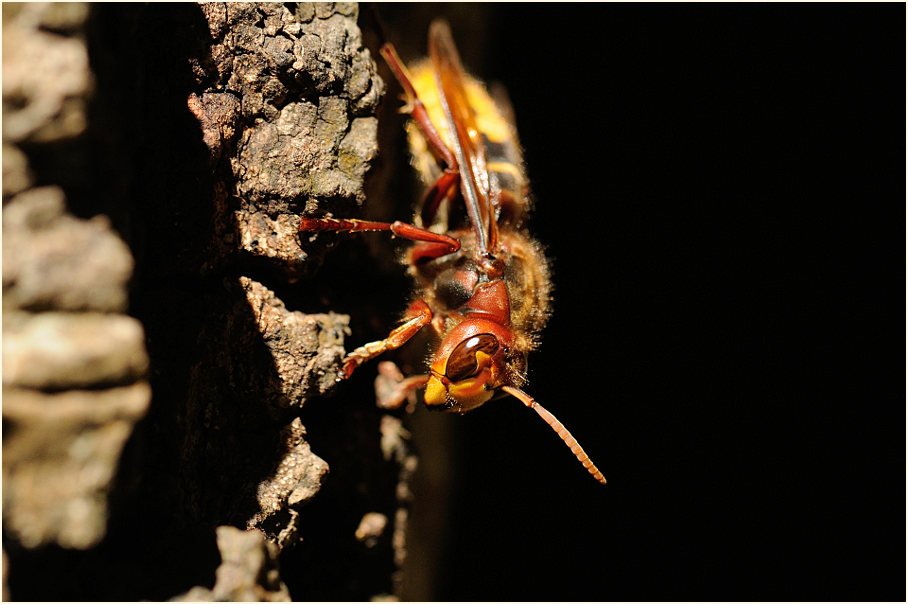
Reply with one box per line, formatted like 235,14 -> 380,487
424,320 -> 517,413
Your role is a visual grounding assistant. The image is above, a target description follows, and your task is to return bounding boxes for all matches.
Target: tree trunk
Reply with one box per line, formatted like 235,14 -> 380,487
3,3 -> 411,600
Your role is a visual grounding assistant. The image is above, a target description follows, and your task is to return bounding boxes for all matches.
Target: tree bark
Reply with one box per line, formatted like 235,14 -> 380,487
3,3 -> 411,600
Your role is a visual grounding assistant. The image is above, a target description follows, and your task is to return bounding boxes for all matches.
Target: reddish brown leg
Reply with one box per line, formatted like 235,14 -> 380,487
299,217 -> 460,255
380,43 -> 464,228
341,300 -> 433,379
380,43 -> 456,169
420,168 -> 460,226
375,361 -> 429,411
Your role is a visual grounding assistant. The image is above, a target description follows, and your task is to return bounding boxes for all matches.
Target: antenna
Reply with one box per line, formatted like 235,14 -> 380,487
502,386 -> 607,485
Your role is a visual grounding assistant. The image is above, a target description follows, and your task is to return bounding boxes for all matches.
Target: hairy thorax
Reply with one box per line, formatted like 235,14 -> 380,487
409,228 -> 551,367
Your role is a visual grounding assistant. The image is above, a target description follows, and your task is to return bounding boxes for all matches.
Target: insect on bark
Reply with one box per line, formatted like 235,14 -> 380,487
299,20 -> 606,485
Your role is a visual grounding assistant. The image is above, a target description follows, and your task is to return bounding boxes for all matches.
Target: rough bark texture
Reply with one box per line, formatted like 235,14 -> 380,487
3,3 -> 413,600
2,1 -> 151,557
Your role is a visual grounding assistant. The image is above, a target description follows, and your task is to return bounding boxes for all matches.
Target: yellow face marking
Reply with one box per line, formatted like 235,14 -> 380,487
449,378 -> 495,412
424,374 -> 448,407
424,350 -> 499,413
426,373 -> 492,412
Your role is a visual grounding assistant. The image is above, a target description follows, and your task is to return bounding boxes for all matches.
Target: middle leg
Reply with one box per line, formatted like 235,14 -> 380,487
341,299 -> 433,379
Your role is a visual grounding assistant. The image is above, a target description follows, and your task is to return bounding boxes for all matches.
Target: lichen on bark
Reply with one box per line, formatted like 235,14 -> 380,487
194,2 -> 384,269
179,1 -> 388,549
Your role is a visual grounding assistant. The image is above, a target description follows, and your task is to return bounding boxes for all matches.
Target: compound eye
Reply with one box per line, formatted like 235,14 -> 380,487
444,333 -> 499,381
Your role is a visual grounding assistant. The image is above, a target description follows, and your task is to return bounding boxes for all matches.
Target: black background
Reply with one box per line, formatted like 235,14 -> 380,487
376,3 -> 904,601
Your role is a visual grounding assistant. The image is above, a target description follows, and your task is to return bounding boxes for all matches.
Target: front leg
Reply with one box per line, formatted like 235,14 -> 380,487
299,217 -> 460,255
374,361 -> 429,411
341,299 -> 433,379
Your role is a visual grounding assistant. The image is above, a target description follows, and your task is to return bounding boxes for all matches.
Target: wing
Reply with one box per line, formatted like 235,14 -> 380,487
428,19 -> 499,255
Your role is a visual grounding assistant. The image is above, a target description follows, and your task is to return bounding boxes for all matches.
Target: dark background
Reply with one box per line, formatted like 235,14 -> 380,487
376,4 -> 904,601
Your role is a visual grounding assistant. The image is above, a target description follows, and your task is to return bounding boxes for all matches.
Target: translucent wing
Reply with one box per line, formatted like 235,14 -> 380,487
428,19 -> 498,254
